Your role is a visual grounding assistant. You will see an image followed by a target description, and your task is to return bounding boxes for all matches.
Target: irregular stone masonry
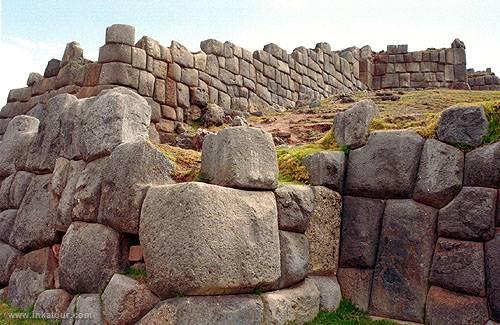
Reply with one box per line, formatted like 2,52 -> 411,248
467,69 -> 500,90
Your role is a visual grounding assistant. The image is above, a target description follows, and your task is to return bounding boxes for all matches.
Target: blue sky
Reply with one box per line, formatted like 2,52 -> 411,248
1,0 -> 499,103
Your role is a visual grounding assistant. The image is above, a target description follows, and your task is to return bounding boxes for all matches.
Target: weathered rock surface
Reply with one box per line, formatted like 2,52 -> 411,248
430,238 -> 485,296
436,105 -> 489,146
275,185 -> 314,233
305,186 -> 342,275
438,186 -> 496,241
0,175 -> 13,210
140,182 -> 280,298
333,99 -> 379,148
59,222 -> 126,294
0,242 -> 21,285
63,294 -> 103,325
337,268 -> 373,311
202,103 -> 224,126
303,151 -> 345,192
200,127 -> 279,190
8,247 -> 57,309
9,171 -> 33,208
278,231 -> 309,288
0,209 -> 17,244
138,295 -> 264,325
98,141 -> 174,234
486,232 -> 500,322
33,289 -> 73,318
345,131 -> 424,198
369,199 -> 437,323
309,276 -> 342,312
102,274 -> 159,325
261,279 -> 320,325
463,141 -> 500,188
425,286 -> 489,325
9,174 -> 57,252
413,139 -> 464,208
340,196 -> 385,268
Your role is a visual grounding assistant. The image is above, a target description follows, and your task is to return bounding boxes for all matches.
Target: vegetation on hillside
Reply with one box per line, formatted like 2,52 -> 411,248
306,300 -> 396,325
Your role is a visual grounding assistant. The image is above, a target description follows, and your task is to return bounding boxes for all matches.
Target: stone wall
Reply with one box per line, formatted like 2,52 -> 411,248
468,68 -> 500,90
363,41 -> 469,90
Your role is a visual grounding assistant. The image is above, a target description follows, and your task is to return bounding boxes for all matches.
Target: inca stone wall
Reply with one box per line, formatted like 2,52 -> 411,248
468,68 -> 500,90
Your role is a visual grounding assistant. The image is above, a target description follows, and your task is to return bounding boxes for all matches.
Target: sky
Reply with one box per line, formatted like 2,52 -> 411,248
1,0 -> 499,104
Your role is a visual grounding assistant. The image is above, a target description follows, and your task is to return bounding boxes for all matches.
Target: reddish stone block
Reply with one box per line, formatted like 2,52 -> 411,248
337,268 -> 373,311
128,245 -> 143,262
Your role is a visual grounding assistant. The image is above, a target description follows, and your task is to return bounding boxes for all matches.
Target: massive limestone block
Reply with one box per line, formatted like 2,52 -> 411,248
413,139 -> 464,208
436,105 -> 489,146
0,115 -> 39,176
464,141 -> 500,188
430,238 -> 485,297
340,196 -> 385,268
170,41 -> 194,68
9,174 -> 57,252
106,24 -> 135,45
102,274 -> 159,325
278,231 -> 309,288
137,295 -> 264,325
200,127 -> 279,190
140,182 -> 281,299
303,151 -> 345,192
63,294 -> 103,325
8,171 -> 33,208
33,289 -> 73,318
333,99 -> 379,148
309,276 -> 342,312
98,141 -> 174,234
486,232 -> 500,321
425,286 -> 489,325
99,62 -> 139,88
0,242 -> 21,285
275,185 -> 314,233
337,268 -> 373,311
345,131 -> 424,198
8,247 -> 57,309
59,222 -> 127,294
305,186 -> 342,275
261,279 -> 320,325
438,186 -> 496,241
369,199 -> 437,323
50,158 -> 86,231
0,209 -> 17,244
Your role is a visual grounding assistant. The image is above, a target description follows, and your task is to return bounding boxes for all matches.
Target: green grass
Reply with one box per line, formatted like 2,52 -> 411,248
0,303 -> 58,325
306,300 -> 396,325
121,266 -> 147,281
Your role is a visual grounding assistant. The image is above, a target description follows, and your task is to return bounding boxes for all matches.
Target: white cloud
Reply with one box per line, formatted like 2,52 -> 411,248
0,37 -> 63,105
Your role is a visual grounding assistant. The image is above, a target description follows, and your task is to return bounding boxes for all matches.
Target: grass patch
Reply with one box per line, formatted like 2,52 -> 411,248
122,266 -> 147,281
306,300 -> 396,325
481,100 -> 500,144
0,303 -> 58,325
154,143 -> 202,182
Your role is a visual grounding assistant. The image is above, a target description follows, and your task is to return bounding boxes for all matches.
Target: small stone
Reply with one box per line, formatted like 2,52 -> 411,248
106,24 -> 135,46
437,106 -> 489,147
303,151 -> 345,192
102,274 -> 159,325
261,279 -> 320,325
128,245 -> 143,262
337,268 -> 373,311
202,103 -> 224,127
333,99 -> 379,148
33,289 -> 73,319
425,286 -> 489,325
309,276 -> 342,312
44,59 -> 61,78
27,73 -> 43,86
278,231 -> 309,288
438,186 -> 496,241
275,185 -> 314,233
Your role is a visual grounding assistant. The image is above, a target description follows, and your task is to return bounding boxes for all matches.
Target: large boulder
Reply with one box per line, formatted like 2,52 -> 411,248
0,115 -> 39,176
59,222 -> 127,294
430,238 -> 485,297
9,174 -> 57,252
309,276 -> 342,312
425,286 -> 489,325
62,294 -> 103,325
140,182 -> 280,299
98,141 -> 174,234
102,274 -> 159,325
137,295 -> 264,325
337,268 -> 373,311
303,151 -> 345,192
438,186 -> 496,241
486,232 -> 500,321
369,199 -> 437,323
33,289 -> 73,319
340,196 -> 385,268
261,279 -> 320,325
8,247 -> 57,309
274,185 -> 314,233
413,139 -> 464,208
200,127 -> 279,190
463,141 -> 500,188
436,105 -> 489,146
345,131 -> 424,198
278,231 -> 309,288
0,242 -> 21,285
305,186 -> 342,275
332,99 -> 379,148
